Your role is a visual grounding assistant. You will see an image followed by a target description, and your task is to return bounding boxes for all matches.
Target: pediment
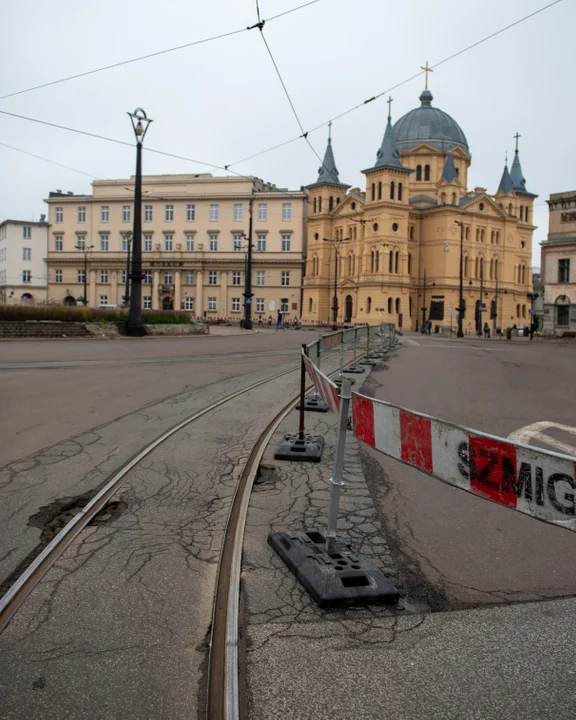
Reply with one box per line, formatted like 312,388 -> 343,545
462,194 -> 507,218
332,192 -> 365,217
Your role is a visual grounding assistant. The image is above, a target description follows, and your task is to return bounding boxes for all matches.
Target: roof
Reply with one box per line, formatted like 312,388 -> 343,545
363,116 -> 412,174
393,90 -> 469,154
409,194 -> 438,205
0,218 -> 48,228
498,163 -> 514,195
458,194 -> 484,207
441,151 -> 458,183
307,136 -> 350,189
509,150 -> 537,198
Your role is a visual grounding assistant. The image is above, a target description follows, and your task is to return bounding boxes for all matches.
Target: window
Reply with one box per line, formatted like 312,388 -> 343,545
371,183 -> 376,201
209,204 -> 219,222
313,198 -> 317,213
281,271 -> 290,286
184,297 -> 194,311
425,165 -> 431,181
234,203 -> 243,221
318,197 -> 322,212
389,251 -> 393,273
395,251 -> 399,273
256,298 -> 265,313
390,181 -> 395,200
557,303 -> 570,326
99,295 -> 108,306
165,204 -> 174,222
78,207 -> 86,223
100,270 -> 108,283
233,235 -> 243,252
232,271 -> 241,286
55,236 -> 63,252
77,269 -> 85,283
100,235 -> 109,251
280,298 -> 289,313
257,271 -> 265,286
21,225 -> 32,241
378,182 -> 382,200
77,238 -> 86,251
282,203 -> 292,221
101,206 -> 109,222
395,298 -> 400,313
122,234 -> 129,252
257,235 -> 266,252
164,271 -> 173,285
144,205 -> 153,222
208,297 -> 217,311
209,235 -> 218,252
416,165 -> 422,181
281,235 -> 291,252
398,183 -> 403,201
430,298 -> 445,321
55,269 -> 62,284
122,206 -> 131,223
144,271 -> 152,285
22,247 -> 31,261
144,235 -> 152,252
559,259 -> 570,283
388,297 -> 392,313
55,207 -> 63,223
208,271 -> 217,285
408,253 -> 412,275
231,297 -> 241,312
185,271 -> 194,285
144,296 -> 152,309
187,204 -> 195,222
257,203 -> 267,221
522,304 -> 526,319
409,226 -> 414,242
517,304 -> 521,318
367,297 -> 372,313
186,235 -> 195,252
21,270 -> 31,284
164,235 -> 173,252
464,256 -> 469,277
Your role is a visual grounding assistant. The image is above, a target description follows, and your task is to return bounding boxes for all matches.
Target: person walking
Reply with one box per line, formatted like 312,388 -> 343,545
529,322 -> 535,341
483,322 -> 490,339
276,310 -> 285,331
426,319 -> 432,335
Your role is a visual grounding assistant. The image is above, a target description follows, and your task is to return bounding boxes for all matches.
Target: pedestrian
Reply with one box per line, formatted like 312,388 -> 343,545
257,316 -> 263,327
276,311 -> 285,331
268,316 -> 272,327
426,319 -> 432,335
529,322 -> 535,342
483,322 -> 490,339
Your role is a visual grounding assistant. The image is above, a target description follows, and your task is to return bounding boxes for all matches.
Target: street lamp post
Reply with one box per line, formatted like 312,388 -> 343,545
243,192 -> 254,329
455,221 -> 464,337
421,268 -> 427,333
527,291 -> 539,330
126,108 -> 152,336
123,232 -> 132,307
477,261 -> 484,336
323,237 -> 349,330
75,243 -> 94,305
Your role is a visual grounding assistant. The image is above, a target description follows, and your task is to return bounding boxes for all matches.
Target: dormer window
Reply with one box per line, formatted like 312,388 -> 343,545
416,165 -> 422,181
424,165 -> 431,181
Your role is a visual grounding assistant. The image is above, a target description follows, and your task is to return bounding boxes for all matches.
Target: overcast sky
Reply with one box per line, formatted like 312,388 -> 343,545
1,0 -> 573,265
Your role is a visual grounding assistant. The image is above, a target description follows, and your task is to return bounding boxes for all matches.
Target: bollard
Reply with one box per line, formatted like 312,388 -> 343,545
325,379 -> 351,553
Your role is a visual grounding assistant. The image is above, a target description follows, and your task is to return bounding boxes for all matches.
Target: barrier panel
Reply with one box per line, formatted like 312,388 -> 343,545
320,331 -> 342,352
352,392 -> 576,532
302,351 -> 340,413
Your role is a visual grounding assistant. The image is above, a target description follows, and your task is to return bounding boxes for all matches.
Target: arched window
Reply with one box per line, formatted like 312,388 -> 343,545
408,253 -> 412,274
496,232 -> 500,245
371,250 -> 375,273
367,297 -> 372,313
371,184 -> 376,201
318,197 -> 322,212
390,181 -> 395,200
441,193 -> 446,204
395,251 -> 399,273
376,251 -> 380,272
489,258 -> 494,280
452,193 -> 457,205
494,258 -> 498,280
395,298 -> 400,313
416,165 -> 422,181
517,304 -> 521,317
476,229 -> 480,243
313,197 -> 317,213
491,231 -> 494,244
388,297 -> 393,313
389,251 -> 393,273
464,256 -> 469,278
348,253 -> 352,275
475,257 -> 479,278
522,304 -> 526,318
409,225 -> 414,241
479,257 -> 484,280
378,182 -> 382,200
525,207 -> 530,223
425,165 -> 431,181
398,183 -> 403,201
409,297 -> 413,317
508,203 -> 512,215
329,196 -> 334,211
465,227 -> 470,241
308,297 -> 313,313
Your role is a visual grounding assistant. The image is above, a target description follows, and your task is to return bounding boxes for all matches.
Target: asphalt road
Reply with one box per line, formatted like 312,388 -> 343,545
362,334 -> 576,610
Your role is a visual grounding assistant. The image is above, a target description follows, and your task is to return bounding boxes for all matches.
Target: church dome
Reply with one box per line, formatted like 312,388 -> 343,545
393,90 -> 469,154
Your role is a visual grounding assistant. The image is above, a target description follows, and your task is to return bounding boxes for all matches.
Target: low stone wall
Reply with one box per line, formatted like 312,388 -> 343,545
144,323 -> 209,336
0,321 -> 91,338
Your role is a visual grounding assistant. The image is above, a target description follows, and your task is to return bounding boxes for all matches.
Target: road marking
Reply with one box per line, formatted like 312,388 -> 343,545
508,421 -> 576,457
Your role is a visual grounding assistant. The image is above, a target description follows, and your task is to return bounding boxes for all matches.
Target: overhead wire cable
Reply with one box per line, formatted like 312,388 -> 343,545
0,142 -> 98,179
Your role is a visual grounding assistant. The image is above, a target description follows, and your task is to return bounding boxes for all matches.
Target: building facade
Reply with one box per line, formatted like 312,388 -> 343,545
541,191 -> 576,336
0,218 -> 48,305
302,87 -> 536,332
44,175 -> 306,319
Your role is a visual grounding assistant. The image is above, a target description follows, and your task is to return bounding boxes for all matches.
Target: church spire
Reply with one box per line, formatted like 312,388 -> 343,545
498,160 -> 513,195
369,97 -> 411,173
441,151 -> 458,183
509,133 -> 535,196
310,122 -> 348,187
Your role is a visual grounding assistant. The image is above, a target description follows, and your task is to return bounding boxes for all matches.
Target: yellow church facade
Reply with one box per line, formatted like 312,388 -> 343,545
302,86 -> 536,334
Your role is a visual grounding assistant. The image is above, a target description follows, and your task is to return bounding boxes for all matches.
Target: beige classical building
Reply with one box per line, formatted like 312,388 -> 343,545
0,218 -> 48,305
45,175 -> 306,319
302,86 -> 535,333
541,191 -> 576,335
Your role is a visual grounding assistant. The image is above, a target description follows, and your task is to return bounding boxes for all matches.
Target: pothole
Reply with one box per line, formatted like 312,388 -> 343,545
254,464 -> 280,488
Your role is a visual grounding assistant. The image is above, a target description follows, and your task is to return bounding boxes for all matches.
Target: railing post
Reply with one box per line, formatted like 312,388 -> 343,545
298,344 -> 307,440
325,379 -> 352,553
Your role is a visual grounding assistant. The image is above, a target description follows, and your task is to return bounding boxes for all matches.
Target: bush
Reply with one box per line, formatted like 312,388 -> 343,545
0,305 -> 192,325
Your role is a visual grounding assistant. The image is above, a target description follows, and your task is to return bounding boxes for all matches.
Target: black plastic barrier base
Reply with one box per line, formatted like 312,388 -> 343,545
268,530 -> 399,608
343,365 -> 365,374
359,358 -> 377,366
274,433 -> 324,462
296,394 -> 329,413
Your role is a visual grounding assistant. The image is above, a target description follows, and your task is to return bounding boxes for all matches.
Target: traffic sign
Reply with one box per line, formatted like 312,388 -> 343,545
246,298 -> 252,304
528,309 -> 535,314
448,304 -> 454,317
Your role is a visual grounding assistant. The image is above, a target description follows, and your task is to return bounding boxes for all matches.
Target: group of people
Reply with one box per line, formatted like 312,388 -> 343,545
254,313 -> 301,330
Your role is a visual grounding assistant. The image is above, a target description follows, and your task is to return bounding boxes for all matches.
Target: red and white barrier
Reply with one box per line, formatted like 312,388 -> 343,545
352,392 -> 576,532
302,351 -> 340,413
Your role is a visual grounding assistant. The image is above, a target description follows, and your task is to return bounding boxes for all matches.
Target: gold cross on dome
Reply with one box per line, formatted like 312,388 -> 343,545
513,132 -> 521,152
421,61 -> 433,90
387,96 -> 393,120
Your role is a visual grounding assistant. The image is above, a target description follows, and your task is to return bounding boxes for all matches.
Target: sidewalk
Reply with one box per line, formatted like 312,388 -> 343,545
243,347 -> 576,719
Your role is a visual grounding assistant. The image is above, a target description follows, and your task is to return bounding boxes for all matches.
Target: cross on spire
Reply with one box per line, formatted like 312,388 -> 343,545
513,132 -> 521,153
421,61 -> 433,90
328,120 -> 332,142
387,96 -> 393,121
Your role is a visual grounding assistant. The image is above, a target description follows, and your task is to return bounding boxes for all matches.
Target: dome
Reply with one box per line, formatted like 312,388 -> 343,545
393,90 -> 469,154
